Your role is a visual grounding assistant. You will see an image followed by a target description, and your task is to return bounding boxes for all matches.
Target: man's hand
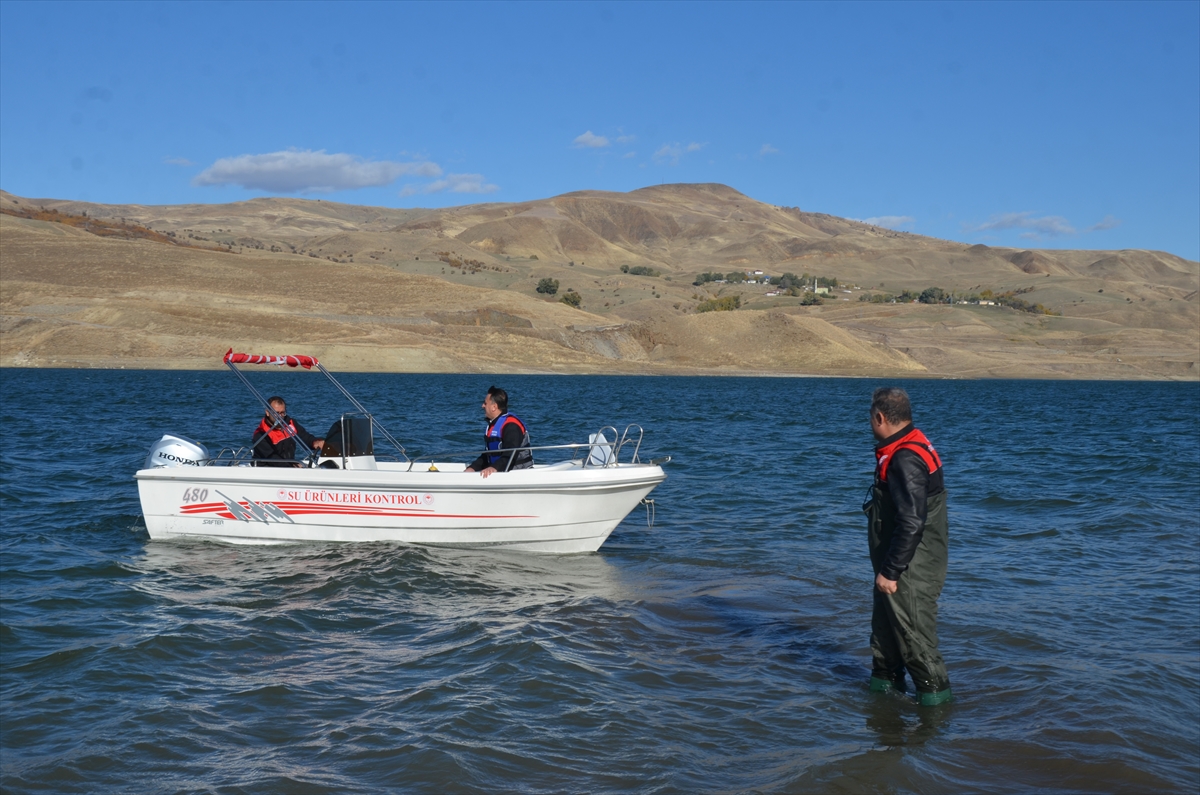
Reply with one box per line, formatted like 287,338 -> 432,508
875,573 -> 898,594
313,439 -> 324,450
479,466 -> 498,478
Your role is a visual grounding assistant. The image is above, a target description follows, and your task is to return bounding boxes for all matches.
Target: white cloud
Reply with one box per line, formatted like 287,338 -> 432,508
431,173 -> 499,194
163,156 -> 194,167
653,144 -> 680,163
573,131 -> 610,148
858,215 -> 915,230
193,149 -> 441,193
653,141 -> 706,165
1089,215 -> 1122,231
622,151 -> 637,159
616,134 -> 636,144
401,173 -> 499,196
759,144 -> 779,156
968,210 -> 1123,238
972,211 -> 1075,238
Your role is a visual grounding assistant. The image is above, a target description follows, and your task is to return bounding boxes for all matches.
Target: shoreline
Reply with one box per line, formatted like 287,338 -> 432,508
3,361 -> 1194,382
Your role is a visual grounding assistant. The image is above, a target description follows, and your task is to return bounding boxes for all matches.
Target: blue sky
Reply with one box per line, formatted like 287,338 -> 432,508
1,1 -> 1197,259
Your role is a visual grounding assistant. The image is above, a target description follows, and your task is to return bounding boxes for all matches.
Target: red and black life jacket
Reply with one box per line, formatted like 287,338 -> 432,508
257,416 -> 298,445
485,413 -> 533,470
875,427 -> 942,484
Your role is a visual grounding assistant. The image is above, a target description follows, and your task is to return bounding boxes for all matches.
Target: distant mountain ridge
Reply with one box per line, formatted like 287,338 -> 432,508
1,184 -> 1196,379
3,183 -> 1193,286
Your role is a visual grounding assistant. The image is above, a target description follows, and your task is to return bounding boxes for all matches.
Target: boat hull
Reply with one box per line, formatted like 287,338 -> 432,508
135,462 -> 665,553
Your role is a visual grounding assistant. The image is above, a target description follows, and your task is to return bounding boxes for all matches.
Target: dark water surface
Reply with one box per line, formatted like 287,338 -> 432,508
2,370 -> 1198,794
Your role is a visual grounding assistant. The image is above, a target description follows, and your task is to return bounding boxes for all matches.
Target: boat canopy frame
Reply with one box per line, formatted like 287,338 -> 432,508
222,349 -> 408,463
214,350 -> 662,472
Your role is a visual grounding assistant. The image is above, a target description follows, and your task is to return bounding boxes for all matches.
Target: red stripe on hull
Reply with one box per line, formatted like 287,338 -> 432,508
182,503 -> 536,520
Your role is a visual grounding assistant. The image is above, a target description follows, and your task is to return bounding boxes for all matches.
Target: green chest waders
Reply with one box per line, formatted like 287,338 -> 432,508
865,483 -> 952,704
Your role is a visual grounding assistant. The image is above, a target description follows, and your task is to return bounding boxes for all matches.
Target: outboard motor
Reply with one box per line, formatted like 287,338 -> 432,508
144,434 -> 210,470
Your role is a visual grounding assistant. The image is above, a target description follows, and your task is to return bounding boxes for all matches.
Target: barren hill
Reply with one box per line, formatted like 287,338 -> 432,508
1,185 -> 1196,379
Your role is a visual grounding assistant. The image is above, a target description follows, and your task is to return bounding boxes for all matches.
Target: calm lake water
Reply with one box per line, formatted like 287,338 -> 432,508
1,370 -> 1198,794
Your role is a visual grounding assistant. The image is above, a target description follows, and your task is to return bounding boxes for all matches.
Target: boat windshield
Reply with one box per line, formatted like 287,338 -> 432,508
322,415 -> 374,458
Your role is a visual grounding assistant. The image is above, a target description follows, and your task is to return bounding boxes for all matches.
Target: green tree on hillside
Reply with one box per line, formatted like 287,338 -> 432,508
536,278 -> 559,295
621,265 -> 661,277
696,295 -> 741,313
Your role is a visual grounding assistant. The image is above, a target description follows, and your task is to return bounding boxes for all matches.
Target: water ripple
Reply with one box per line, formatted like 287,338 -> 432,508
1,372 -> 1197,793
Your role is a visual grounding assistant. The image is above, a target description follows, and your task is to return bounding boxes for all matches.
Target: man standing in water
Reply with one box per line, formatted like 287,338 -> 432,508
864,387 -> 953,705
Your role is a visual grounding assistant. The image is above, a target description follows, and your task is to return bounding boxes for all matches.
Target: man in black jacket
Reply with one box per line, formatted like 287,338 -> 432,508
465,386 -> 533,477
251,396 -> 323,466
864,387 -> 953,706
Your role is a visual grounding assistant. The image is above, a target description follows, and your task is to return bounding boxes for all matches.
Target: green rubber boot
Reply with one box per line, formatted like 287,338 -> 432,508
869,676 -> 903,693
917,688 -> 953,706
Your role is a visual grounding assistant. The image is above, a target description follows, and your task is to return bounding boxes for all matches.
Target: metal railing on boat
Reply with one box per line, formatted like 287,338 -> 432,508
402,424 -> 649,472
201,424 -> 657,471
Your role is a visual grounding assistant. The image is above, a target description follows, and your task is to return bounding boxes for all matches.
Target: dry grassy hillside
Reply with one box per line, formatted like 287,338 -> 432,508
1,186 -> 1196,379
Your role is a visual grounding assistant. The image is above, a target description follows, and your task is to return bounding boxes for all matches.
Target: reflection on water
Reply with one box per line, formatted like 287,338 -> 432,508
864,694 -> 951,748
133,541 -> 630,612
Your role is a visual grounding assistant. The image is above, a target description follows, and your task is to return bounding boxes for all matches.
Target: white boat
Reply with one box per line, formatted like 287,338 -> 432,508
134,351 -> 667,553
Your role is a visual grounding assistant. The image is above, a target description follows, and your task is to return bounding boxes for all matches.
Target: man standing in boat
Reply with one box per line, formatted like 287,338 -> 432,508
465,386 -> 533,478
863,387 -> 953,706
251,396 -> 324,466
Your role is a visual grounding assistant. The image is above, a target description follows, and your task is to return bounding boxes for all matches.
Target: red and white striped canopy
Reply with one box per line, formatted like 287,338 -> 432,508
224,349 -> 319,369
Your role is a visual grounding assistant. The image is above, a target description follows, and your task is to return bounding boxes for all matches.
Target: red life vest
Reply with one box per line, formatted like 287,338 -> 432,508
257,416 -> 298,445
875,427 -> 943,483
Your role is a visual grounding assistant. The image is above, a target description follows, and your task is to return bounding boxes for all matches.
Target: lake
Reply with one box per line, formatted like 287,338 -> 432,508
1,370 -> 1197,793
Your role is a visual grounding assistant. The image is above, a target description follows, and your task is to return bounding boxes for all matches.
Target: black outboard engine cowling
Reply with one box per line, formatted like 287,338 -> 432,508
144,434 -> 210,469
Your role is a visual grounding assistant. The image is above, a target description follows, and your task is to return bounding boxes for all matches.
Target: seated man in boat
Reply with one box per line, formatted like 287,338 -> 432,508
465,386 -> 533,478
251,395 -> 324,466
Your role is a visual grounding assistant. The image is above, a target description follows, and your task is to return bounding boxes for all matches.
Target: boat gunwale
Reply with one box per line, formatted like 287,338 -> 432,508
134,463 -> 667,492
